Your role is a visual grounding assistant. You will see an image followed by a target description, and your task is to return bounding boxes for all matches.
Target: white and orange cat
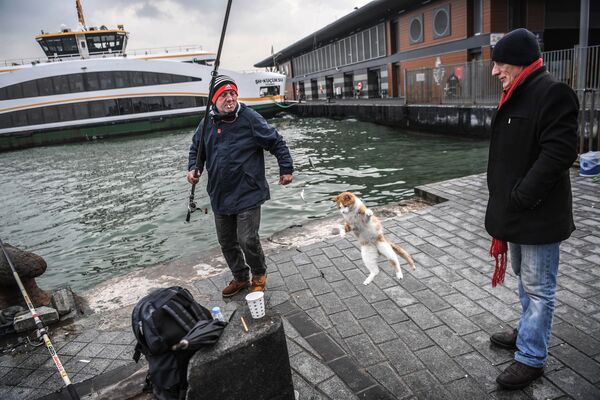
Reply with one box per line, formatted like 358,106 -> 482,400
335,191 -> 416,285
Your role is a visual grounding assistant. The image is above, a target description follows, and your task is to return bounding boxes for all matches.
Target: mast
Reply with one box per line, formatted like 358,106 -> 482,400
76,0 -> 87,30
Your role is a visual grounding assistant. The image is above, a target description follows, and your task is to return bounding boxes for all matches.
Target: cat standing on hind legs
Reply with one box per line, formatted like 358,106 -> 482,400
334,192 -> 416,285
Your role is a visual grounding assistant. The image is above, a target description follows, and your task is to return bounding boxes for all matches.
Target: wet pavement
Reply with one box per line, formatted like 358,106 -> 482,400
1,170 -> 599,400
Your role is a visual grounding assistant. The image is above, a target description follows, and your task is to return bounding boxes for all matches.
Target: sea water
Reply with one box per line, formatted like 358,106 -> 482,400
0,115 -> 488,290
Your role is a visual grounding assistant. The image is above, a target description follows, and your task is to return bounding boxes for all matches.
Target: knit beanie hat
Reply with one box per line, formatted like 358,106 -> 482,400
492,28 -> 541,66
211,75 -> 238,103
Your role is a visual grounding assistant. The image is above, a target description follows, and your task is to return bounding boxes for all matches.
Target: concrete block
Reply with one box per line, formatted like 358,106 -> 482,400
186,308 -> 294,400
13,306 -> 59,333
51,285 -> 76,316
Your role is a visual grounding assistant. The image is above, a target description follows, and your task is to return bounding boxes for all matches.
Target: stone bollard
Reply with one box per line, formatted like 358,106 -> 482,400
186,307 -> 294,400
0,243 -> 51,309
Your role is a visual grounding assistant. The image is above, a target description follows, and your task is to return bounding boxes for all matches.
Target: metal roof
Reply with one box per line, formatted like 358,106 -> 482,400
254,0 -> 419,68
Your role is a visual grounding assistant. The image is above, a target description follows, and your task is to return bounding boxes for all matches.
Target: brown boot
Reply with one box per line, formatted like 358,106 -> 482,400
222,279 -> 250,298
496,361 -> 543,390
250,274 -> 267,293
491,328 -> 518,349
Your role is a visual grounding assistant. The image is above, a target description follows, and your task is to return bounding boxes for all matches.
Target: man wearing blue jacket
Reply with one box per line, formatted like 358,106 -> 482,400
187,75 -> 293,297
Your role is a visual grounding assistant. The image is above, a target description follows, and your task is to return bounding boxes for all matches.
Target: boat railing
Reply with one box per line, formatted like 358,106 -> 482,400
125,45 -> 207,56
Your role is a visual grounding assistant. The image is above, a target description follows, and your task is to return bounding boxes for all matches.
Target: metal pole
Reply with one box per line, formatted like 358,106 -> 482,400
577,0 -> 590,91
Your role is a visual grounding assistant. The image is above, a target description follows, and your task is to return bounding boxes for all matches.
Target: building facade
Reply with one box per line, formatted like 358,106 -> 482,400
255,0 -> 599,101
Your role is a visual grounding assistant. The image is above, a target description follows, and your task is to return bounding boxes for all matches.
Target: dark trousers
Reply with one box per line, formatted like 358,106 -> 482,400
213,207 -> 266,281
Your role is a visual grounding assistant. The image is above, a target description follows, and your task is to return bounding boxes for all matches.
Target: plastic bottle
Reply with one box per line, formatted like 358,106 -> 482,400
211,306 -> 225,322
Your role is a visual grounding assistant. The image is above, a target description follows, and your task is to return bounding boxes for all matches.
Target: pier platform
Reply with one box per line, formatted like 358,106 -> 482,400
1,171 -> 599,399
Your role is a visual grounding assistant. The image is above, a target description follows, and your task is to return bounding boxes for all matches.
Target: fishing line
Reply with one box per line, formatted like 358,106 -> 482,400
186,0 -> 234,223
0,239 -> 80,400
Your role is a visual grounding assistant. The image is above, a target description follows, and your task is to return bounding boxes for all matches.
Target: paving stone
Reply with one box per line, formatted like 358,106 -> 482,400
402,304 -> 443,330
455,351 -> 502,392
435,308 -> 481,336
304,332 -> 346,363
556,289 -> 600,315
318,375 -> 359,400
443,292 -> 486,317
344,296 -> 377,320
316,292 -> 347,314
390,320 -> 434,351
412,288 -> 451,312
377,339 -> 424,376
555,305 -> 600,336
292,289 -> 321,310
452,279 -> 489,301
359,315 -> 398,344
552,323 -> 600,356
291,372 -> 328,400
0,368 -> 32,386
94,343 -> 131,359
402,369 -> 444,393
426,325 -> 473,357
290,351 -> 335,385
366,362 -> 413,400
550,343 -> 600,383
285,273 -> 310,293
476,297 -> 520,322
79,357 -> 113,375
546,367 -> 600,400
372,299 -> 409,324
383,286 -> 417,307
330,311 -> 364,339
344,334 -> 386,367
355,282 -> 390,304
444,376 -> 490,399
278,260 -> 300,277
415,346 -> 466,383
330,279 -> 360,300
326,355 -> 376,393
55,340 -> 88,356
287,310 -> 323,338
318,265 -> 346,282
462,330 -> 513,366
306,306 -> 333,330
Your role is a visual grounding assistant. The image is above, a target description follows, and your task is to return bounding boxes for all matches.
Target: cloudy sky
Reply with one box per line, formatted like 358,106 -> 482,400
0,0 -> 371,70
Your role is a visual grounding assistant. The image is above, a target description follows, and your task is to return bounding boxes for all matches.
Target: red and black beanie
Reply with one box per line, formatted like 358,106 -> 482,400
211,75 -> 238,103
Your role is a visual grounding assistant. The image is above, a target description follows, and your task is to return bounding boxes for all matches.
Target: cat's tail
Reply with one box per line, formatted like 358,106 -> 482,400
389,242 -> 416,270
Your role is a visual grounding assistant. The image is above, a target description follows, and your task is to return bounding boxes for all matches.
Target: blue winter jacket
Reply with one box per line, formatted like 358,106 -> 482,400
188,103 -> 293,215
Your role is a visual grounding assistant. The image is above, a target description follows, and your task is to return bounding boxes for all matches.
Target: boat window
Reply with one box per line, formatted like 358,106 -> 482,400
1,95 -> 208,129
37,79 -> 53,96
0,112 -> 11,128
158,73 -> 172,85
27,108 -> 44,125
6,84 -> 23,99
99,71 -> 114,90
143,72 -> 159,85
22,80 -> 39,98
58,104 -> 75,121
85,72 -> 101,91
53,75 -> 70,94
11,110 -> 28,127
72,102 -> 90,119
113,71 -> 130,88
259,86 -> 280,97
42,107 -> 60,124
130,71 -> 145,86
117,98 -> 133,114
38,36 -> 79,57
132,98 -> 148,113
69,74 -> 85,92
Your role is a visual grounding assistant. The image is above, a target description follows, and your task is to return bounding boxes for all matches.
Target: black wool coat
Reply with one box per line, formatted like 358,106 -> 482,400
485,66 -> 579,244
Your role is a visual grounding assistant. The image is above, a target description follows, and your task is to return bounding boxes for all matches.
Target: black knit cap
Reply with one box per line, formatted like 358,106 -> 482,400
492,28 -> 541,66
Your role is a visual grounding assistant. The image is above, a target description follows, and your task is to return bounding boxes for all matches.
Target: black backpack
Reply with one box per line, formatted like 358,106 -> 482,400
132,286 -> 226,400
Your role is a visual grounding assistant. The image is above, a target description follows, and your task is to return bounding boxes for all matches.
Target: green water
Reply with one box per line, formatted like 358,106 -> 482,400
0,115 -> 489,290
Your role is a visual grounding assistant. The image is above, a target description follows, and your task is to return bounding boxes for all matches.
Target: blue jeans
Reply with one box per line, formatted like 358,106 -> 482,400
214,207 -> 266,282
509,242 -> 560,368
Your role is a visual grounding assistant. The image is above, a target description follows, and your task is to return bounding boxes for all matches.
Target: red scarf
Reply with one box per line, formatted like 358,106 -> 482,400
497,58 -> 543,109
490,58 -> 543,287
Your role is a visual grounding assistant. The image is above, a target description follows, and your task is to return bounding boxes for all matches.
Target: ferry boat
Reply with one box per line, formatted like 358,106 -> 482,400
0,1 -> 286,152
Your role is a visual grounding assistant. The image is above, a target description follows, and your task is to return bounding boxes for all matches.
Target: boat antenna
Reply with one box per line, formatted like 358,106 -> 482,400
0,238 -> 80,400
75,0 -> 87,30
186,0 -> 233,223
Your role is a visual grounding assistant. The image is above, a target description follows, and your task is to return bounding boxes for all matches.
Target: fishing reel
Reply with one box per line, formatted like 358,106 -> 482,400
185,195 -> 207,223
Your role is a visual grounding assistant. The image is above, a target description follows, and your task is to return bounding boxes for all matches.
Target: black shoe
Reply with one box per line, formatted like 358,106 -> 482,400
491,328 -> 518,349
497,361 -> 543,390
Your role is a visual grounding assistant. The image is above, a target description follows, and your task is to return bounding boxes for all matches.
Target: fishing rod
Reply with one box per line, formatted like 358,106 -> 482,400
0,239 -> 80,400
186,0 -> 233,223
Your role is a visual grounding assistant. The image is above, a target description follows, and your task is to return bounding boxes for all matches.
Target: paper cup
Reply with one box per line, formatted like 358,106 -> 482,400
245,291 -> 265,319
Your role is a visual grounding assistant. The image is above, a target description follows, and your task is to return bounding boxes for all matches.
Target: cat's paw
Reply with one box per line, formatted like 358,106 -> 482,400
363,274 -> 375,285
365,209 -> 373,218
395,270 -> 404,280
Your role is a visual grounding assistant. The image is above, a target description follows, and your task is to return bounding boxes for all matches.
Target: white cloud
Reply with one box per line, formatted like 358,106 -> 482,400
0,0 -> 371,70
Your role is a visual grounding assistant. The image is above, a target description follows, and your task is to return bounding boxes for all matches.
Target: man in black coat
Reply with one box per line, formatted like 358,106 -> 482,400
485,29 -> 579,390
